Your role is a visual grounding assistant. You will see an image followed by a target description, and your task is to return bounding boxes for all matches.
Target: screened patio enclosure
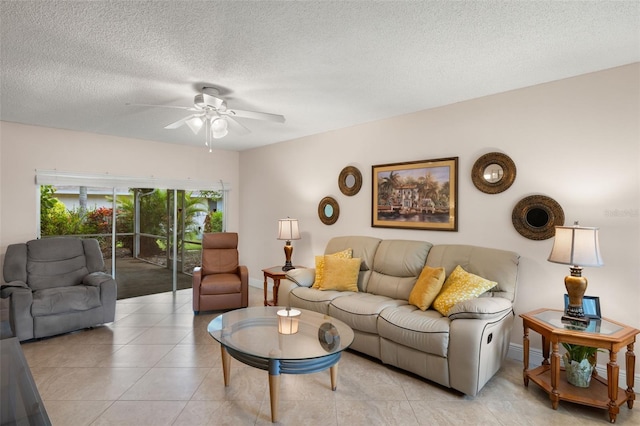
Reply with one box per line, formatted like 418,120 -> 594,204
36,170 -> 229,299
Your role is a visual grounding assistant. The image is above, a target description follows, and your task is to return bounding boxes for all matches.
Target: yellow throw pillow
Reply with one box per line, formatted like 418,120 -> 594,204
408,266 -> 446,311
319,256 -> 360,292
312,248 -> 352,288
432,265 -> 497,316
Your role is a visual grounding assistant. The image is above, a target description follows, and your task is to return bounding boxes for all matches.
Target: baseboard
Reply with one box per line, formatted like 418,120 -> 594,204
508,342 -> 640,385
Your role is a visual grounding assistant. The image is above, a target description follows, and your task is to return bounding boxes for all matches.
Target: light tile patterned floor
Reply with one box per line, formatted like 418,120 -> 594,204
19,287 -> 639,425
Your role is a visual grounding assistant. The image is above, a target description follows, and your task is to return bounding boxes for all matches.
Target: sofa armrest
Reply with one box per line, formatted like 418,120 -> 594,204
0,281 -> 29,297
277,279 -> 302,308
447,297 -> 513,320
0,283 -> 34,341
285,268 -> 316,287
83,271 -> 114,287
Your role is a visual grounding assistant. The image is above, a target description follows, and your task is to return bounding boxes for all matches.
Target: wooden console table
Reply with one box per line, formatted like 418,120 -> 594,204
520,308 -> 638,423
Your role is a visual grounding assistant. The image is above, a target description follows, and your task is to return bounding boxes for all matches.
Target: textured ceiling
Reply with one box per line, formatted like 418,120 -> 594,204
1,1 -> 638,151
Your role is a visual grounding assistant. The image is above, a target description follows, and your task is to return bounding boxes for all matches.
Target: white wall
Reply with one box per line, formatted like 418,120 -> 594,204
239,64 -> 640,372
0,122 -> 241,260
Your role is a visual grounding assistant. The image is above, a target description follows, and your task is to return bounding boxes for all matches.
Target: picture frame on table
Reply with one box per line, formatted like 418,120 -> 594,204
564,294 -> 601,319
372,157 -> 458,231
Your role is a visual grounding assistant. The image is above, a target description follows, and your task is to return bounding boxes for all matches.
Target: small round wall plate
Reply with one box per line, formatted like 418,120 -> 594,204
512,195 -> 565,240
471,152 -> 516,194
338,166 -> 362,196
318,196 -> 339,225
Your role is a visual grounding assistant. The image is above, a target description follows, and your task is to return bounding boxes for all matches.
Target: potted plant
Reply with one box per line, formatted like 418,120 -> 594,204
562,343 -> 598,387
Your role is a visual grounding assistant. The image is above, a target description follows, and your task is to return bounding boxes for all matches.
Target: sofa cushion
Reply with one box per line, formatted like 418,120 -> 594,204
366,240 -> 432,300
27,238 -> 89,291
329,293 -> 407,334
408,266 -> 446,311
433,265 -> 497,316
320,257 -> 360,292
32,285 -> 101,317
425,244 -> 519,302
200,273 -> 242,295
378,304 -> 450,357
324,236 -> 381,292
312,248 -> 352,288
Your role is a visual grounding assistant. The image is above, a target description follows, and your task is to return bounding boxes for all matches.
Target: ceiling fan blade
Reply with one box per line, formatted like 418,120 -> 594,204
225,116 -> 251,135
126,102 -> 198,112
226,108 -> 285,123
164,114 -> 201,130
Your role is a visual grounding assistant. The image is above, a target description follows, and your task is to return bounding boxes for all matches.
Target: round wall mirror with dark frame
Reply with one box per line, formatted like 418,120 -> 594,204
338,166 -> 362,196
318,196 -> 340,225
471,152 -> 517,194
512,195 -> 565,240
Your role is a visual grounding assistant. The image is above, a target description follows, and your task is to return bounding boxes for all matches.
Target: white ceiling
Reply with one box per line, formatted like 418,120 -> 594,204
1,1 -> 638,151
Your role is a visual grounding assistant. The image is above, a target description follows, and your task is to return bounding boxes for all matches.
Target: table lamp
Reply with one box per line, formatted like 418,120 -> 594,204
547,221 -> 603,325
277,218 -> 300,271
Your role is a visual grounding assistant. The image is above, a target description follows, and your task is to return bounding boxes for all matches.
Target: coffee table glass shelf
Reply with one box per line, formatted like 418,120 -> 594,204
520,308 -> 639,423
208,306 -> 354,423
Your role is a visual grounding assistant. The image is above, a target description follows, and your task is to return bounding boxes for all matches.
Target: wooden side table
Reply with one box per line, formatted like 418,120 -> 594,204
262,266 -> 302,306
521,308 -> 639,423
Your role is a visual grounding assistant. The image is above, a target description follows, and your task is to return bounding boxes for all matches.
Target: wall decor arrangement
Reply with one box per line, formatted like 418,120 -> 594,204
338,166 -> 362,196
372,157 -> 458,231
318,196 -> 339,225
471,152 -> 516,194
512,194 -> 565,240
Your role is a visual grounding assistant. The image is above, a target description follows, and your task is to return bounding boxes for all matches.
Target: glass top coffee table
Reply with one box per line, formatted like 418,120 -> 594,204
208,306 -> 354,423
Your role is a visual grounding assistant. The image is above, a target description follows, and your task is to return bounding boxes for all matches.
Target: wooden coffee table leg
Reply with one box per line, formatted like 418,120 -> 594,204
221,346 -> 230,386
330,363 -> 339,391
268,373 -> 280,423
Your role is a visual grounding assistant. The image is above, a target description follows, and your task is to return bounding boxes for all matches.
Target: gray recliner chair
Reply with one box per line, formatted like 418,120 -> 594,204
1,237 -> 117,341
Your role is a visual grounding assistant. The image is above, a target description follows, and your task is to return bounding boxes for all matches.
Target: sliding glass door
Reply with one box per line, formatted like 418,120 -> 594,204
38,182 -> 225,299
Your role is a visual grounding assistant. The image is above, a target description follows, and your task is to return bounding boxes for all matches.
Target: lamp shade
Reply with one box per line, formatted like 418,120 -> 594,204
548,223 -> 603,267
277,218 -> 300,241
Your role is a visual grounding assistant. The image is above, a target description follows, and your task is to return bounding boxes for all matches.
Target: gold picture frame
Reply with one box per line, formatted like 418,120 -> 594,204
372,157 -> 458,231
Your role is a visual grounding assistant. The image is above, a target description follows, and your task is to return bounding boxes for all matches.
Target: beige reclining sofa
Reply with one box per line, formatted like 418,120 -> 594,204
277,236 -> 519,396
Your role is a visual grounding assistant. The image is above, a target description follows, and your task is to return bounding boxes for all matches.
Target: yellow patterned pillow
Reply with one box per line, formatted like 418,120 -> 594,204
433,265 -> 497,316
408,266 -> 446,311
319,256 -> 360,292
312,248 -> 353,288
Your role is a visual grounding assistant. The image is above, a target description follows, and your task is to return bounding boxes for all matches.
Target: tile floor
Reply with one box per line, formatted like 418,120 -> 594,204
17,286 -> 639,425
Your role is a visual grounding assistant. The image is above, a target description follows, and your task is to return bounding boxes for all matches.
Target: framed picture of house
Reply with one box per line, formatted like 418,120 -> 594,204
372,157 -> 458,231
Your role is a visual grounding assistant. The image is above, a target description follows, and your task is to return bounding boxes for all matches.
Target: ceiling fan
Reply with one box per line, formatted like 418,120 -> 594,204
128,87 -> 285,151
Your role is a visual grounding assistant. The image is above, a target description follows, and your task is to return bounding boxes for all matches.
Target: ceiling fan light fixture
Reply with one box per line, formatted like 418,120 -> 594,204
185,116 -> 204,134
211,117 -> 229,139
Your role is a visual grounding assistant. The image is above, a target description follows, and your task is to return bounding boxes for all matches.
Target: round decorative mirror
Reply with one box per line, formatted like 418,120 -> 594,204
318,196 -> 340,225
512,195 -> 565,240
471,152 -> 516,194
338,166 -> 362,196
